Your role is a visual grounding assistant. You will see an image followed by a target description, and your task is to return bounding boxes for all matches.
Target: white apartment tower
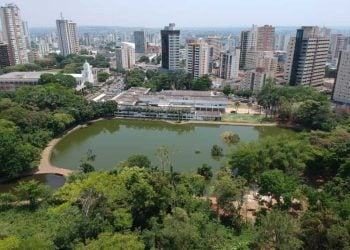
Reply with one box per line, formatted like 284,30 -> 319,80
116,42 -> 136,70
219,49 -> 240,80
284,26 -> 330,86
332,51 -> 350,104
186,39 -> 209,78
0,4 -> 28,65
56,17 -> 79,56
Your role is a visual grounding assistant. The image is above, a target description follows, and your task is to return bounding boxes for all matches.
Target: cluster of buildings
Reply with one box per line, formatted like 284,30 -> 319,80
1,3 -> 350,105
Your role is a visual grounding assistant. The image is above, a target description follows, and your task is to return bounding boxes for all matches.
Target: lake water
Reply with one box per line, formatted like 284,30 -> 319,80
0,173 -> 66,193
51,119 -> 295,172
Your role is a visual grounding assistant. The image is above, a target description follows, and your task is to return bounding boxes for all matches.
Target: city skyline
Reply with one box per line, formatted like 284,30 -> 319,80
2,0 -> 350,28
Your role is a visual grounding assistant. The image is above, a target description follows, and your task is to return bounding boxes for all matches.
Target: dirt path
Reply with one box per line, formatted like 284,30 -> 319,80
36,137 -> 73,177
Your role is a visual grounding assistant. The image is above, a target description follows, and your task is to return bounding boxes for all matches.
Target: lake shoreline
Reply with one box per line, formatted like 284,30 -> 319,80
36,117 -> 281,178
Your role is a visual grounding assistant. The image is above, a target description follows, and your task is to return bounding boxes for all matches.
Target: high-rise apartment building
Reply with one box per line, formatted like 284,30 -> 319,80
22,21 -> 31,49
207,36 -> 222,61
0,4 -> 28,65
331,34 -> 349,60
284,26 -> 330,86
256,25 -> 275,51
219,49 -> 240,80
161,23 -> 180,71
242,68 -> 267,94
134,30 -> 146,54
332,50 -> 350,104
116,42 -> 135,70
56,17 -> 79,56
239,26 -> 257,70
186,39 -> 209,78
0,42 -> 11,68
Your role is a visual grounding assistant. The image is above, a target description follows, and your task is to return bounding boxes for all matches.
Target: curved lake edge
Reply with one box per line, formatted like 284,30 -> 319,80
39,117 -> 287,176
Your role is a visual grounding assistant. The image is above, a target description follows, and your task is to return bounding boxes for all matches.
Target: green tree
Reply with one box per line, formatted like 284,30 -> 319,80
139,55 -> 150,63
197,164 -> 213,180
259,169 -> 298,207
80,232 -> 144,250
211,144 -> 223,157
79,149 -> 96,173
97,72 -> 110,82
223,85 -> 232,96
251,210 -> 302,250
15,180 -> 48,208
296,100 -> 335,131
126,154 -> 151,168
192,75 -> 212,90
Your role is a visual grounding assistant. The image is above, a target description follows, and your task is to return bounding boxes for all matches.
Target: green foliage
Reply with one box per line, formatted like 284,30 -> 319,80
220,131 -> 240,144
259,169 -> 298,207
229,135 -> 313,182
97,72 -> 109,82
39,73 -> 77,88
80,232 -> 144,250
138,55 -> 150,63
223,85 -> 232,96
0,64 -> 42,75
126,154 -> 151,168
79,149 -> 96,173
211,144 -> 223,157
15,180 -> 48,208
197,164 -> 213,180
251,210 -> 302,250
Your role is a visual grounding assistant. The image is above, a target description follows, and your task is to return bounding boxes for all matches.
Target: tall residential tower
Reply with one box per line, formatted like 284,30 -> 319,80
161,23 -> 180,71
284,26 -> 330,86
0,4 -> 28,65
134,30 -> 146,54
186,39 -> 209,78
332,50 -> 350,104
56,17 -> 79,56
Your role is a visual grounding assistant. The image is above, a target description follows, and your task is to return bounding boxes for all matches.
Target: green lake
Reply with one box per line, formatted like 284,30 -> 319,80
51,119 -> 295,172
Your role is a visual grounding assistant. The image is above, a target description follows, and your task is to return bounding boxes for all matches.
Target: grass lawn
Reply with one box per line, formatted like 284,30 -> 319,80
221,113 -> 275,124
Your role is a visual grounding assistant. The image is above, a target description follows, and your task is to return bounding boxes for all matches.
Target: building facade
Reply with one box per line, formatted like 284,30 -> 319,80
331,34 -> 349,60
0,42 -> 11,68
284,26 -> 330,86
219,49 -> 240,80
0,4 -> 28,65
239,26 -> 257,70
333,51 -> 350,104
186,39 -> 209,78
161,23 -> 180,71
134,30 -> 146,53
256,25 -> 275,51
56,18 -> 79,56
116,42 -> 136,70
242,68 -> 267,94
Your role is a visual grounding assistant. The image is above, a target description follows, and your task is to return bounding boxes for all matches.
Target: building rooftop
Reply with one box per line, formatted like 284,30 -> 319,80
0,72 -> 45,79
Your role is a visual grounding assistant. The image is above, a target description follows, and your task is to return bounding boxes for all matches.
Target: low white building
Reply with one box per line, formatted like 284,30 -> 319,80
0,71 -> 84,91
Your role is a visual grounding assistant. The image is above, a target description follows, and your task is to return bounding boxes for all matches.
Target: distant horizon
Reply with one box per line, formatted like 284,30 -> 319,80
3,0 -> 349,28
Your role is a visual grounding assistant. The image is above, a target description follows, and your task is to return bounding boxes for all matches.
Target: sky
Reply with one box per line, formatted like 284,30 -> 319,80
4,0 -> 350,28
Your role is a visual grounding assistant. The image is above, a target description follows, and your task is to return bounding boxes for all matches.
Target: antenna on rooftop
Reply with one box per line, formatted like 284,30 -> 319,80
60,12 -> 64,20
